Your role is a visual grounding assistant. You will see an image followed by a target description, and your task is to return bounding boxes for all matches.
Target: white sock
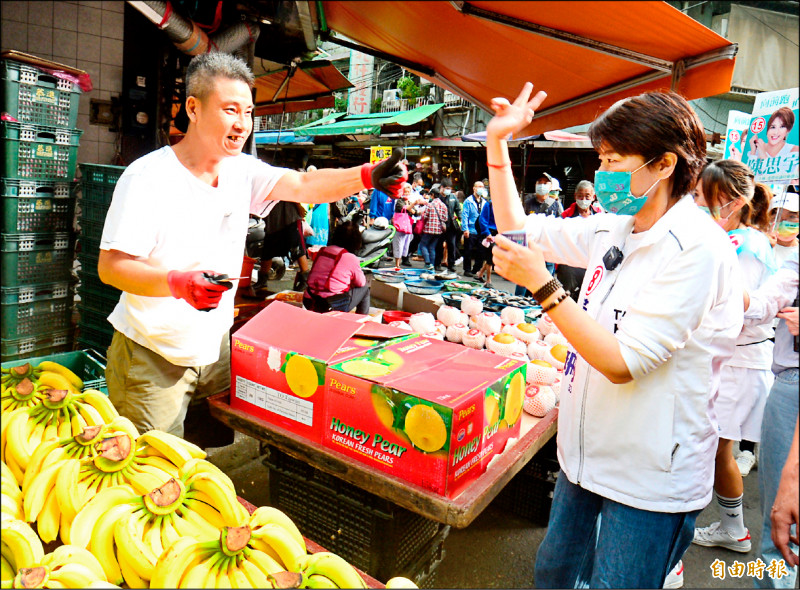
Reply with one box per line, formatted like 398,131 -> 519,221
717,493 -> 747,539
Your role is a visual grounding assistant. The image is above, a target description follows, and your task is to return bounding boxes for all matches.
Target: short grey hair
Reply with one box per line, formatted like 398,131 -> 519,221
185,53 -> 254,101
575,180 -> 594,193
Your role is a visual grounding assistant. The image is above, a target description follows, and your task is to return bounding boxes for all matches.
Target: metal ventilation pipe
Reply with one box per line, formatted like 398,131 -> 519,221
127,1 -> 258,55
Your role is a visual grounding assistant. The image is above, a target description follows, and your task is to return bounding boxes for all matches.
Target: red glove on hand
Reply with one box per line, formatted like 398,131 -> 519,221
167,270 -> 232,311
361,147 -> 407,199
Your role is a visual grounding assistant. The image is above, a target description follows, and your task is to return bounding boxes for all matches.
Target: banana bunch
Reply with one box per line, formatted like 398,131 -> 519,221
1,388 -> 118,482
1,461 -> 24,521
385,576 -> 419,588
1,515 -> 44,588
1,362 -> 84,414
7,544 -> 117,589
151,524 -> 294,589
68,461 -> 247,588
296,552 -> 368,589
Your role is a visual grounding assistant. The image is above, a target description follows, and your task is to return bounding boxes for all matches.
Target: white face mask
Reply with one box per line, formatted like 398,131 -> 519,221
535,184 -> 550,196
576,199 -> 592,210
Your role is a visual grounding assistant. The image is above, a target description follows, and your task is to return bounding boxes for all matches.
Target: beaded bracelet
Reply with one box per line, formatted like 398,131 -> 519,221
541,291 -> 569,314
532,277 -> 562,304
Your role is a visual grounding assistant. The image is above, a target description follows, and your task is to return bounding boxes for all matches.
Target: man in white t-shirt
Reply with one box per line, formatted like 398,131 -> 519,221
97,53 -> 406,445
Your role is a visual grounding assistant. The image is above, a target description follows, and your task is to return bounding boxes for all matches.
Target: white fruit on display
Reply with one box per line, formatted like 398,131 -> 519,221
468,317 -> 478,330
422,331 -> 444,341
462,329 -> 486,349
527,340 -> 550,361
526,360 -> 557,385
475,312 -> 502,336
500,306 -> 525,326
536,313 -> 558,336
524,385 -> 557,417
436,305 -> 463,327
544,344 -> 568,371
409,313 -> 436,334
388,321 -> 412,331
460,295 -> 483,316
433,320 -> 447,338
485,333 -> 525,356
544,332 -> 569,347
506,351 -> 530,363
445,323 -> 469,343
503,322 -> 540,344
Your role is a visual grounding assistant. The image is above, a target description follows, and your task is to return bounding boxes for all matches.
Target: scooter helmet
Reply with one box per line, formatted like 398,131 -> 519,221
372,217 -> 389,229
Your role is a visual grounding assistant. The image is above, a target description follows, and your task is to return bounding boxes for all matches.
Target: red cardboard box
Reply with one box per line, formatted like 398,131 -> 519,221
323,336 -> 526,498
230,302 -> 413,444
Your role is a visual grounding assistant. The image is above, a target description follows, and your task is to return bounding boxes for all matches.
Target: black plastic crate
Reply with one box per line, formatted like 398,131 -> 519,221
264,446 -> 446,582
1,178 -> 76,233
495,438 -> 559,525
76,303 -> 112,332
77,270 -> 121,301
76,321 -> 113,352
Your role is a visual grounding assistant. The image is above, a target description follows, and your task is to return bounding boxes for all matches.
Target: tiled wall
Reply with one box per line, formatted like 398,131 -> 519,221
1,0 -> 125,165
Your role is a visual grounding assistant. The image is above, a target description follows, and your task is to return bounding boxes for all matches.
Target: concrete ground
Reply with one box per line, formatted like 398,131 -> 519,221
216,257 -> 774,588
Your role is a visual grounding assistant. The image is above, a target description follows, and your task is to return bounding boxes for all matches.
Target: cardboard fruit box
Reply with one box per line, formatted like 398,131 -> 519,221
230,302 -> 414,444
323,336 -> 527,498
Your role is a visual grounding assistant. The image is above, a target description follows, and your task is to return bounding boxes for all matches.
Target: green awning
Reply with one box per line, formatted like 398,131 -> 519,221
293,111 -> 347,130
298,103 -> 444,136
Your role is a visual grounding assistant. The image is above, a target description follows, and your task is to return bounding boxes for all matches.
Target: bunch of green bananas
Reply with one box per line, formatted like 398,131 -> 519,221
1,387 -> 118,483
1,361 -> 85,414
4,541 -> 116,589
65,459 -> 247,587
1,461 -> 24,521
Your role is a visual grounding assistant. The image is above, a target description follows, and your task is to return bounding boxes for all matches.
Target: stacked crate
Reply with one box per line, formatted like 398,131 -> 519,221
0,58 -> 82,361
75,163 -> 126,353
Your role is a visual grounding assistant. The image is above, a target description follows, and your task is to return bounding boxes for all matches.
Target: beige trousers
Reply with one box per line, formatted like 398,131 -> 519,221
105,330 -> 230,437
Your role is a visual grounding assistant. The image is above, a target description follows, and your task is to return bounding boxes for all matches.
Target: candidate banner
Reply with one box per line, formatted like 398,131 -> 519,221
723,110 -> 751,161
743,88 -> 799,184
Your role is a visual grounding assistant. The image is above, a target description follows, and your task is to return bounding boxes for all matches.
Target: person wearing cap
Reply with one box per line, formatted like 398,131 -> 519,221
556,180 -> 604,301
770,190 -> 800,268
523,173 -> 563,280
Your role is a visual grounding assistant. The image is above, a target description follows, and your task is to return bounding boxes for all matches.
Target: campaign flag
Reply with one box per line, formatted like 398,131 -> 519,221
743,88 -> 799,184
723,110 -> 751,161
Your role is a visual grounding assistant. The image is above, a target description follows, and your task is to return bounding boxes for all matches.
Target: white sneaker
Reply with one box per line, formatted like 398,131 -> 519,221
692,522 -> 751,552
454,257 -> 463,266
663,560 -> 684,589
736,450 -> 756,477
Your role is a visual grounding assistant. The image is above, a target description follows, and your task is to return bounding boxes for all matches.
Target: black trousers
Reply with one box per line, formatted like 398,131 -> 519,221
435,227 -> 460,269
462,234 -> 481,273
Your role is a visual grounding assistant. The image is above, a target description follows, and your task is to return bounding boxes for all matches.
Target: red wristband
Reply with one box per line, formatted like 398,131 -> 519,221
487,162 -> 512,169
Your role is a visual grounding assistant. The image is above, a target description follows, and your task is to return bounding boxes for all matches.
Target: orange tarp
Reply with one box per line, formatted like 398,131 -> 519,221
315,1 -> 737,136
252,59 -> 352,116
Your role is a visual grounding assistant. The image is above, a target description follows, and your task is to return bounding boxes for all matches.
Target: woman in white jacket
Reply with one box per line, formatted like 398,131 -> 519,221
485,84 -> 744,588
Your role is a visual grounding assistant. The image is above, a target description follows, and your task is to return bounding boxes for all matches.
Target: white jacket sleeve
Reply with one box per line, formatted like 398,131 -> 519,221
744,255 -> 799,326
524,213 -> 609,268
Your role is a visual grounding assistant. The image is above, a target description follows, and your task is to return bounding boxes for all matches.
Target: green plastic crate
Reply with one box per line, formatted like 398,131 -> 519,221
1,178 -> 76,233
1,232 -> 74,284
0,281 -> 73,305
1,121 -> 82,180
76,286 -> 118,314
79,163 -> 126,185
1,348 -> 107,393
1,59 -> 81,128
0,328 -> 73,362
78,198 -> 110,224
76,303 -> 112,332
1,298 -> 74,339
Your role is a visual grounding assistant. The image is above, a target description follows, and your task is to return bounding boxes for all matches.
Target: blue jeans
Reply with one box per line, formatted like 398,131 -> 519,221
534,474 -> 700,589
419,233 -> 439,266
756,368 -> 799,589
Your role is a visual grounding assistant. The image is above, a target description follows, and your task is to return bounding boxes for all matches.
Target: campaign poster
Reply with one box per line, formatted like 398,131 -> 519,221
743,88 -> 799,184
723,110 -> 751,161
